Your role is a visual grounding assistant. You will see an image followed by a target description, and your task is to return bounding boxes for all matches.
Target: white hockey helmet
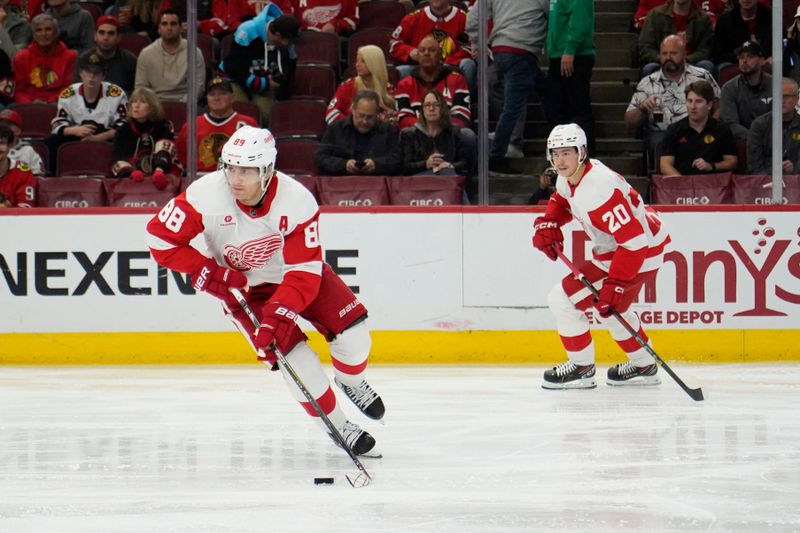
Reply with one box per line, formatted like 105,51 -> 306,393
220,125 -> 278,191
546,123 -> 588,166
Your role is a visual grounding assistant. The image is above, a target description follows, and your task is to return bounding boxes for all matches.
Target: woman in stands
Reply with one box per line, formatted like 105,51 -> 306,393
325,44 -> 396,124
399,89 -> 472,176
112,87 -> 180,189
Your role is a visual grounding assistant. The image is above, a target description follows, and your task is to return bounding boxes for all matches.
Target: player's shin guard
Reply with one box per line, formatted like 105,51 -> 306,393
329,321 -> 385,420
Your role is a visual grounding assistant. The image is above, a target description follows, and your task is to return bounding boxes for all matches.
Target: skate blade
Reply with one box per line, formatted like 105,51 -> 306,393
542,379 -> 597,390
606,376 -> 661,387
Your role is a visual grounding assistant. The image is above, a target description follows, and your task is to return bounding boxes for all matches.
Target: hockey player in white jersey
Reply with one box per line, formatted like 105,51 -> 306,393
532,123 -> 672,389
146,126 -> 384,456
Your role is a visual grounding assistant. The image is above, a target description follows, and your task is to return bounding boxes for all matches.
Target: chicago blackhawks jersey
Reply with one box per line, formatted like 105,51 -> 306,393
146,170 -> 323,311
288,0 -> 358,32
51,82 -> 128,135
176,112 -> 259,172
0,160 -> 36,207
390,5 -> 470,66
547,159 -> 671,281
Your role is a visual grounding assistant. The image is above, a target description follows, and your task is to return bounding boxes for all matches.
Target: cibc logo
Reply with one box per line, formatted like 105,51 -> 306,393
410,198 -> 445,206
676,196 -> 711,205
338,199 -> 373,206
54,200 -> 90,208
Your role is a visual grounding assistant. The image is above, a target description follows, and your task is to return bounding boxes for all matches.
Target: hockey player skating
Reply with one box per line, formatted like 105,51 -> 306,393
146,125 -> 385,456
532,123 -> 672,389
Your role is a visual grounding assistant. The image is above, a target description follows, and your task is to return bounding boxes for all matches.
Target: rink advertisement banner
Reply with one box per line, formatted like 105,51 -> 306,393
1,207 -> 799,362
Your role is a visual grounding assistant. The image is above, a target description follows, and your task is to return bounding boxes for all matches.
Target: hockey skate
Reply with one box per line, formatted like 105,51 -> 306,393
607,362 -> 661,386
334,377 -> 385,420
330,420 -> 381,458
542,361 -> 597,389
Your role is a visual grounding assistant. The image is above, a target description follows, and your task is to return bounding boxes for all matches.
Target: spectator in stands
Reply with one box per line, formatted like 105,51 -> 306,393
0,47 -> 12,105
638,0 -> 714,77
326,44 -> 396,125
195,0 -> 258,39
222,11 -> 299,124
719,40 -> 772,141
44,0 -> 93,52
45,54 -> 128,173
467,0 -> 548,172
0,0 -> 32,54
108,0 -> 168,41
547,0 -> 596,153
135,8 -> 206,104
625,34 -> 720,164
527,165 -> 557,205
284,0 -> 358,34
315,89 -> 401,176
747,78 -> 800,175
712,0 -> 772,68
634,0 -> 727,31
389,0 -> 475,93
399,89 -> 472,176
176,76 -> 258,173
112,87 -> 180,189
0,124 -> 36,207
0,109 -> 45,175
395,34 -> 471,129
12,13 -> 77,103
785,6 -> 800,81
74,15 -> 137,95
659,80 -> 737,175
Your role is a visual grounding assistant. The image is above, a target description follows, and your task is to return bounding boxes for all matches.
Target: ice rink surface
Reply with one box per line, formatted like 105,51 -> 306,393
1,363 -> 799,533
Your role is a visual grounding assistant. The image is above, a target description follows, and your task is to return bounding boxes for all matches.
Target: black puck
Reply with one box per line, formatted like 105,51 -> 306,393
314,477 -> 334,485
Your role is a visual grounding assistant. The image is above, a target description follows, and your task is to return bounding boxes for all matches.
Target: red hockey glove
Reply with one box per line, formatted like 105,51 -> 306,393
191,257 -> 248,303
594,278 -> 626,318
130,169 -> 146,182
532,216 -> 564,261
254,302 -> 299,356
152,168 -> 169,190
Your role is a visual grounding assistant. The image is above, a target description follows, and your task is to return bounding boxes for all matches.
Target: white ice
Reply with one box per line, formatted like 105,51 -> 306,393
1,364 -> 799,533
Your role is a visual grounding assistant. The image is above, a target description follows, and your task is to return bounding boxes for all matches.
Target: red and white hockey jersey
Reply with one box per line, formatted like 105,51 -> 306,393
0,160 -> 36,207
545,159 -> 671,281
146,170 -> 323,311
287,0 -> 358,33
176,112 -> 259,172
50,82 -> 128,135
389,5 -> 470,66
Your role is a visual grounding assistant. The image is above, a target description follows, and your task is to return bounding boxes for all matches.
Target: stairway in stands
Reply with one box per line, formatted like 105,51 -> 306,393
489,0 -> 643,205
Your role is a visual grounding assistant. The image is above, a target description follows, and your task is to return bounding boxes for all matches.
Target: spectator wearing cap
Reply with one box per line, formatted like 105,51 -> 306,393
175,76 -> 258,173
747,78 -> 800,175
44,0 -> 94,52
45,54 -> 128,173
221,11 -> 298,124
0,109 -> 45,175
0,0 -> 32,55
719,40 -> 772,142
135,8 -> 206,103
638,0 -> 714,77
659,80 -> 737,176
12,13 -> 77,103
74,15 -> 137,94
712,0 -> 771,67
0,124 -> 36,207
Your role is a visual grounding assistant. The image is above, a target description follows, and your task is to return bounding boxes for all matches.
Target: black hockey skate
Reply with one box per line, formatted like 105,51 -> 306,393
607,362 -> 661,386
334,377 -> 385,420
331,421 -> 379,457
542,361 -> 597,389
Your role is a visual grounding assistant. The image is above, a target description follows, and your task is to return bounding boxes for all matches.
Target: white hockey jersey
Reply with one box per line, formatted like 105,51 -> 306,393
146,170 -> 323,311
51,82 -> 129,134
9,141 -> 45,176
549,159 -> 671,281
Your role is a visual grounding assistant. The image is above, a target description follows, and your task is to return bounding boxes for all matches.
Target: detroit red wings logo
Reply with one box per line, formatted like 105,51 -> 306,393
223,234 -> 283,270
302,5 -> 342,25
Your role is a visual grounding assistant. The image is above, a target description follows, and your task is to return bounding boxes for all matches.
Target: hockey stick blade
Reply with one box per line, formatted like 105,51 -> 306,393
553,248 -> 704,402
229,288 -> 374,486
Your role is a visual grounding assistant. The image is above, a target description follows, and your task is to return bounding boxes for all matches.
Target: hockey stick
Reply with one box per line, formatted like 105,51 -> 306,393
554,248 -> 704,402
229,288 -> 373,487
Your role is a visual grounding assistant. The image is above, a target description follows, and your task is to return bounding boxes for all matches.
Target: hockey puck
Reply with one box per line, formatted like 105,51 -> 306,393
314,477 -> 334,485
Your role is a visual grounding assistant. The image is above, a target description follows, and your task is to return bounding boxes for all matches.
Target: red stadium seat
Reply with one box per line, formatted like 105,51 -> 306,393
291,175 -> 319,201
290,65 -> 337,101
119,33 -> 152,56
103,177 -> 181,208
388,175 -> 465,205
732,174 -> 800,204
28,140 -> 49,175
36,176 -> 106,207
162,101 -> 187,133
56,141 -> 114,178
347,28 -> 395,68
718,64 -> 740,86
295,30 -> 341,72
317,175 -> 390,206
357,1 -> 407,30
78,1 -> 102,22
275,138 -> 320,176
735,138 -> 747,174
650,172 -> 734,204
233,101 -> 262,126
9,103 -> 58,139
269,99 -> 327,139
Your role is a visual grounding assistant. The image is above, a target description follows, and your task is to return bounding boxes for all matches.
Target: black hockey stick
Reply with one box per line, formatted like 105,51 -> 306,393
229,288 -> 373,487
554,248 -> 704,402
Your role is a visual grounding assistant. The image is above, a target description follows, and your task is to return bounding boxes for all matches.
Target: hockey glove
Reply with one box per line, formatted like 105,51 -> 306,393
254,302 -> 300,356
152,168 -> 169,190
532,216 -> 564,261
191,257 -> 248,303
130,169 -> 146,182
594,278 -> 626,318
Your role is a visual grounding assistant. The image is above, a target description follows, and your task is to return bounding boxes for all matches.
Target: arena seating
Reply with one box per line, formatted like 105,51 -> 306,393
10,103 -> 57,139
118,33 -> 152,56
317,175 -> 390,206
269,99 -> 327,139
387,175 -> 465,205
103,176 -> 184,208
274,138 -> 320,175
651,172 -> 735,204
289,65 -> 338,101
37,177 -> 107,208
346,28 -> 395,68
56,141 -> 114,178
357,1 -> 407,30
